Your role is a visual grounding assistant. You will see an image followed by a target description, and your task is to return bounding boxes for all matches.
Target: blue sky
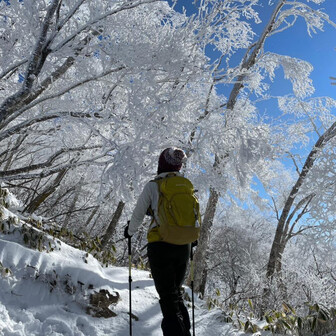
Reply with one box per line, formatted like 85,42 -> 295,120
167,0 -> 336,207
263,1 -> 336,99
168,0 -> 336,104
167,0 -> 336,165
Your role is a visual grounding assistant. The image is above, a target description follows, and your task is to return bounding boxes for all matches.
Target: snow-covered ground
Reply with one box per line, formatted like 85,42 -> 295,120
0,188 -> 262,336
0,233 -> 254,336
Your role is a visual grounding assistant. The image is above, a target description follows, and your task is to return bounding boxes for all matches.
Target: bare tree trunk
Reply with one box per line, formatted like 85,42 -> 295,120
79,205 -> 99,233
24,168 -> 67,214
2,135 -> 26,171
192,187 -> 219,295
62,177 -> 84,228
89,213 -> 101,235
100,201 -> 125,249
78,189 -> 115,235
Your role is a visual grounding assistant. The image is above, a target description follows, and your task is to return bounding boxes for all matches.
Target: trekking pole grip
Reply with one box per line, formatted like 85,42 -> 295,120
128,236 -> 132,258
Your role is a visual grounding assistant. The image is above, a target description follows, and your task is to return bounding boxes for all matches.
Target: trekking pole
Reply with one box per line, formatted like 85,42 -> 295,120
190,244 -> 196,336
128,235 -> 132,336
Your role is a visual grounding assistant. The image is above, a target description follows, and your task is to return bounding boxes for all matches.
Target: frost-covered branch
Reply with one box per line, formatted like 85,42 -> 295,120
0,0 -> 60,124
51,0 -> 87,40
267,120 -> 336,277
2,158 -> 111,181
188,55 -> 224,153
47,206 -> 98,221
1,66 -> 125,130
51,0 -> 160,53
0,111 -> 104,143
0,60 -> 28,81
299,102 -> 321,137
226,0 -> 286,113
0,146 -> 100,178
0,0 -> 153,128
283,193 -> 315,244
23,0 -> 60,91
287,152 -> 301,175
271,196 -> 280,221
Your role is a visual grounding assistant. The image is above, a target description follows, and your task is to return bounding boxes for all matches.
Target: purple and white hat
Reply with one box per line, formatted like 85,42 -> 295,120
157,147 -> 187,174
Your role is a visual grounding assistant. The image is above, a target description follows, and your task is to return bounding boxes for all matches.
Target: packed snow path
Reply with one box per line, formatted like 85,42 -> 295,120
0,235 -> 251,336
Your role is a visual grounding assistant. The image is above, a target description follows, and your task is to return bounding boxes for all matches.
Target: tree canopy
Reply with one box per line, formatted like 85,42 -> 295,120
0,0 -> 335,321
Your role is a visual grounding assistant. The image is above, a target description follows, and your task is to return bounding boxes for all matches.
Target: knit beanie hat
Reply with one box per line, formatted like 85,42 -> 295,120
157,147 -> 187,175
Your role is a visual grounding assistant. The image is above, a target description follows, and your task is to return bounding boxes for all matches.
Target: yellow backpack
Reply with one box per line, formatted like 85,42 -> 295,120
153,174 -> 201,245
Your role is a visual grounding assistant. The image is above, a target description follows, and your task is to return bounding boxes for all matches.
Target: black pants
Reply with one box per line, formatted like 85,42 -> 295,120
147,242 -> 191,336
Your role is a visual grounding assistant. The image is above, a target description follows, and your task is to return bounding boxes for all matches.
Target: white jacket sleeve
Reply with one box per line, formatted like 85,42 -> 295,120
128,182 -> 157,236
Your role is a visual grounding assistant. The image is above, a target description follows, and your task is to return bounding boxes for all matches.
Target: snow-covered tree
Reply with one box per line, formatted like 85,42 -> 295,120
0,0 -> 215,234
1,1 -> 336,319
265,97 -> 336,278
189,0 -> 336,294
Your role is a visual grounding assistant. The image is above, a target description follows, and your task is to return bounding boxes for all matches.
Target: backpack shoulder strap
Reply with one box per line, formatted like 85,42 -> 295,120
146,177 -> 165,216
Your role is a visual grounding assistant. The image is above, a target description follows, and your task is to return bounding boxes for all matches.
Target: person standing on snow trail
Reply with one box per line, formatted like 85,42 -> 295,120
124,147 -> 200,336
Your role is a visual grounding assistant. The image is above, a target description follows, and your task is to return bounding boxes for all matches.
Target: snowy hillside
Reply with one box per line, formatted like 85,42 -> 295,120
0,228 -> 253,336
0,188 -> 259,336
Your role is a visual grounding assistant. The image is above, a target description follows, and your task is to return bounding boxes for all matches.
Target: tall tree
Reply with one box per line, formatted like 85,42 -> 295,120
266,99 -> 336,277
188,0 -> 334,294
0,0 -> 214,234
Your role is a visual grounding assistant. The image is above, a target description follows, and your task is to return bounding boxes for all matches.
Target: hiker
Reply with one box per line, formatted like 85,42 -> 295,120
124,147 -> 200,336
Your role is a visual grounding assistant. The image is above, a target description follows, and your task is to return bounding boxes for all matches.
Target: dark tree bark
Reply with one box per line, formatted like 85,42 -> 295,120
192,187 -> 219,295
24,168 -> 67,214
100,201 -> 125,249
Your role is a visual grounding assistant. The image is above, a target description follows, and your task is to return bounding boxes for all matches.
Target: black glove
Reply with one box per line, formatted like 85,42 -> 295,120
191,240 -> 198,248
124,222 -> 132,239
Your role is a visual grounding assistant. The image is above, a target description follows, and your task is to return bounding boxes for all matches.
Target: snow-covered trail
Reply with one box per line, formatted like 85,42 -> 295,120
0,234 -> 248,336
